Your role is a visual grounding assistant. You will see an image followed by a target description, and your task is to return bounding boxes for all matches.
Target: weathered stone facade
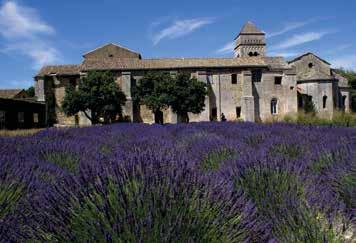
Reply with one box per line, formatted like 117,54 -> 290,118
34,22 -> 351,126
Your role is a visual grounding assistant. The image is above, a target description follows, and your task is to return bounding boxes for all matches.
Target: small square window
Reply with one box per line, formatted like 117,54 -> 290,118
231,74 -> 237,84
274,76 -> 282,85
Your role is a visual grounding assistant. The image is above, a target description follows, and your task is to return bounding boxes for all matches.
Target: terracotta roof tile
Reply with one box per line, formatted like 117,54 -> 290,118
36,65 -> 81,77
81,57 -> 268,71
0,89 -> 23,98
239,21 -> 264,34
36,56 -> 292,77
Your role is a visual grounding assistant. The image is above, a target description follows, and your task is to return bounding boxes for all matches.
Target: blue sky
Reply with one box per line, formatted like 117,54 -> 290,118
0,0 -> 355,88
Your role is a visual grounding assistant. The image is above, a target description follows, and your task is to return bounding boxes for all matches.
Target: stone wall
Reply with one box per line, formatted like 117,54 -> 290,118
254,71 -> 298,121
208,70 -> 244,121
297,81 -> 335,118
49,67 -> 300,125
52,76 -> 77,126
291,54 -> 331,80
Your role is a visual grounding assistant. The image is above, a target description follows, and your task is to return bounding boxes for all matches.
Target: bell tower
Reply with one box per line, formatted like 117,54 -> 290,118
234,21 -> 266,58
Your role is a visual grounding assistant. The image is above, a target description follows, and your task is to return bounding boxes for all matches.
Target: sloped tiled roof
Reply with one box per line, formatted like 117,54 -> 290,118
36,65 -> 81,77
81,57 -> 269,71
83,43 -> 141,58
0,89 -> 23,98
35,56 -> 291,77
288,52 -> 331,65
240,21 -> 264,34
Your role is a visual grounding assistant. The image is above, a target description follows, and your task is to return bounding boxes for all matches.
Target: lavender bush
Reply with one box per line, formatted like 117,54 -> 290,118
0,122 -> 354,242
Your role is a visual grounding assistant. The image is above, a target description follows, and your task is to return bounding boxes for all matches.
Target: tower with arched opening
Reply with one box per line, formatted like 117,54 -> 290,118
234,21 -> 266,58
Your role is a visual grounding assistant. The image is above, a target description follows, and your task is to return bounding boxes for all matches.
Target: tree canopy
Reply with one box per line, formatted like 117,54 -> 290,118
134,72 -> 207,123
133,72 -> 172,114
24,86 -> 35,97
167,72 -> 207,122
62,71 -> 126,124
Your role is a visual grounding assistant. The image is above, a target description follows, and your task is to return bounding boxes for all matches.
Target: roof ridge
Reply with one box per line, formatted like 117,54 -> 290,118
82,43 -> 141,57
288,52 -> 331,65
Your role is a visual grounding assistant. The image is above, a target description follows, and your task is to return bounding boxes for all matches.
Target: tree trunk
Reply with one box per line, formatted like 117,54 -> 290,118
178,112 -> 189,123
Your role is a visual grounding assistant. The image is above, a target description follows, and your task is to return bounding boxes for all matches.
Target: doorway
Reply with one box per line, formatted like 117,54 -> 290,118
154,110 -> 164,124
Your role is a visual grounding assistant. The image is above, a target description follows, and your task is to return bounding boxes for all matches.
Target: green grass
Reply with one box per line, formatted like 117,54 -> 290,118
43,152 -> 80,173
0,129 -> 43,137
0,183 -> 24,220
201,149 -> 236,171
284,112 -> 356,127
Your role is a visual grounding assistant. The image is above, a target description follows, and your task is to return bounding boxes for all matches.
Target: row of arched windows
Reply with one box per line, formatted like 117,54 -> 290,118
248,52 -> 259,57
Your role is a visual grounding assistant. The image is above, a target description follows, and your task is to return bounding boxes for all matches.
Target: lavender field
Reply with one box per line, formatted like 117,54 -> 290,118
0,122 -> 355,242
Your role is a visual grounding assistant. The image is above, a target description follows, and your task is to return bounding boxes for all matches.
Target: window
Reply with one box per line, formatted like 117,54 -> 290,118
33,113 -> 39,123
109,54 -> 114,58
252,70 -> 262,82
274,76 -> 282,85
308,62 -> 314,68
254,52 -> 259,56
248,52 -> 254,57
231,74 -> 237,84
271,98 -> 278,115
236,107 -> 241,119
18,112 -> 25,123
323,95 -> 327,109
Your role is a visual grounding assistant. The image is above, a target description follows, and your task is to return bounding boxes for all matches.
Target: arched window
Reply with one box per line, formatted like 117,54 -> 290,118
308,62 -> 314,68
271,98 -> 278,115
254,52 -> 259,56
248,52 -> 254,57
323,95 -> 327,109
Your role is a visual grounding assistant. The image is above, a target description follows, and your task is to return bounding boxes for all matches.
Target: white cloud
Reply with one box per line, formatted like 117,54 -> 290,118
4,41 -> 61,69
272,31 -> 331,50
215,41 -> 234,54
152,18 -> 214,45
330,55 -> 356,70
0,1 -> 54,38
0,1 -> 59,69
267,19 -> 321,38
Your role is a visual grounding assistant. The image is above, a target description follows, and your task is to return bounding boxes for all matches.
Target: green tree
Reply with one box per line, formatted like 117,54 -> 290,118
133,72 -> 173,124
167,73 -> 207,123
134,72 -> 207,124
24,86 -> 35,97
62,71 -> 126,124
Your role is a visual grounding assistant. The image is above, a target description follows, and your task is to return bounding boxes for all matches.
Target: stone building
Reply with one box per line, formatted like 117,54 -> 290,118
34,22 -> 351,126
0,89 -> 46,129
